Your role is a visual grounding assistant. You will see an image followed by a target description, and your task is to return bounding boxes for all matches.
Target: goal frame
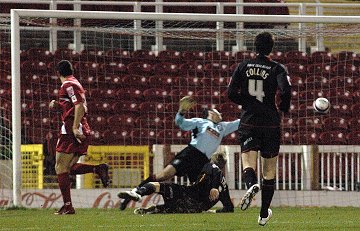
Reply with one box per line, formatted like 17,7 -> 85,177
10,9 -> 360,206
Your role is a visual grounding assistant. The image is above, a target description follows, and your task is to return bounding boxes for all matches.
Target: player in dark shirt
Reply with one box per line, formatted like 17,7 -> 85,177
227,32 -> 291,226
118,152 -> 233,214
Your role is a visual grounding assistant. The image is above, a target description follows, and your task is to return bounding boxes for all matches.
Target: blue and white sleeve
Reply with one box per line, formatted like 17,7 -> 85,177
221,119 -> 240,136
175,112 -> 198,131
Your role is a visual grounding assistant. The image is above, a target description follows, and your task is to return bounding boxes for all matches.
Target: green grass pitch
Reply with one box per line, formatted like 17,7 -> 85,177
1,207 -> 359,230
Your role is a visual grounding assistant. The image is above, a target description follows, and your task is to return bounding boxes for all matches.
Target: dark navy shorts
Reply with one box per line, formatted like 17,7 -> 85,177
238,125 -> 280,158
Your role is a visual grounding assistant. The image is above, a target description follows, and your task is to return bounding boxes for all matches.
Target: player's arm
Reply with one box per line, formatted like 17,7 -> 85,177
175,113 -> 200,131
277,65 -> 292,113
73,102 -> 86,142
221,119 -> 240,136
227,62 -> 246,105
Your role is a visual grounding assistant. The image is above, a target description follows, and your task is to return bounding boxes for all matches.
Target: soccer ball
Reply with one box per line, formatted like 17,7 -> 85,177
313,97 -> 330,114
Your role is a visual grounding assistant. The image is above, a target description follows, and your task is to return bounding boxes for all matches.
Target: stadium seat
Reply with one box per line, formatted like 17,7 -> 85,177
285,63 -> 306,77
143,88 -> 170,102
322,117 -> 348,131
331,63 -> 359,76
203,62 -> 230,77
346,130 -> 360,144
348,117 -> 360,131
26,48 -> 53,61
139,102 -> 166,113
222,132 -> 239,145
132,50 -> 157,63
135,114 -> 165,128
127,62 -> 154,76
281,131 -> 293,144
234,50 -> 256,62
284,50 -> 309,65
112,101 -> 140,114
330,103 -> 352,118
178,76 -> 203,87
116,87 -> 144,101
121,75 -> 149,88
195,88 -> 222,104
292,131 -> 318,144
351,102 -> 360,116
101,62 -> 128,75
74,61 -> 100,75
289,76 -> 304,90
89,129 -> 104,145
296,117 -> 323,131
80,49 -> 106,63
53,48 -> 79,61
130,128 -> 158,145
318,131 -> 347,145
282,117 -> 297,130
158,50 -> 182,63
157,129 -> 188,145
87,115 -> 108,130
153,62 -> 179,76
107,114 -> 136,128
218,102 -> 242,115
310,51 -> 335,64
270,51 -> 285,63
102,128 -> 132,145
105,49 -> 132,63
148,75 -> 179,89
306,63 -> 332,77
181,51 -> 206,62
206,51 -> 234,63
178,62 -> 205,77
303,75 -> 330,90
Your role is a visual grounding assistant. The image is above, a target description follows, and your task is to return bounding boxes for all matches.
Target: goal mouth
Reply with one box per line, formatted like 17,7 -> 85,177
1,9 -> 360,208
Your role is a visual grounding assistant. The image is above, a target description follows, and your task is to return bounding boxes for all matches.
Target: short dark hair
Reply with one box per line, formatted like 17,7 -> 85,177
211,152 -> 227,169
254,32 -> 274,55
57,60 -> 73,77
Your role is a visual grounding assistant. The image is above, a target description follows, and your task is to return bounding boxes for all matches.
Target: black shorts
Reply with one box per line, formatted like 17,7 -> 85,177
170,145 -> 209,182
238,125 -> 280,158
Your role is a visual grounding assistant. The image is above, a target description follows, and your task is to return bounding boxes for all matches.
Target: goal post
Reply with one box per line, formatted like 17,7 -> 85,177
7,9 -> 360,207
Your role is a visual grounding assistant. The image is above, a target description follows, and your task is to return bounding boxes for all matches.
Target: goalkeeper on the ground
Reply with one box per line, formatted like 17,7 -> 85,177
118,96 -> 240,211
119,152 -> 232,214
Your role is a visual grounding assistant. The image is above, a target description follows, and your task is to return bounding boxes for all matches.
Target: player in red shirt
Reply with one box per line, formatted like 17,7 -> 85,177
49,60 -> 110,215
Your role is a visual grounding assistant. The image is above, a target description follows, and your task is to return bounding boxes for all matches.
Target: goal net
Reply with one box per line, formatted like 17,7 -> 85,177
1,9 -> 360,208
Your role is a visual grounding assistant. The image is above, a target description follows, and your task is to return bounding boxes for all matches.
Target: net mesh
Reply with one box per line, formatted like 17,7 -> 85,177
1,13 -> 360,207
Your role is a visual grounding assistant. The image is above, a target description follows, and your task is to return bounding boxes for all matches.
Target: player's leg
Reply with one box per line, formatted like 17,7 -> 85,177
69,159 -> 110,187
240,150 -> 260,210
118,164 -> 176,210
258,127 -> 280,226
258,156 -> 277,226
54,151 -> 77,215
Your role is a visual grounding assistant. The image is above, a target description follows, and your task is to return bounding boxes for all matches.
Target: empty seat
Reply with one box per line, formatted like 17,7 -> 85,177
284,50 -> 309,65
139,102 -> 166,113
318,131 -> 347,145
127,62 -> 154,76
112,101 -> 140,114
132,50 -> 157,63
153,62 -> 179,76
148,75 -> 179,89
143,88 -> 169,101
346,131 -> 360,144
310,51 -> 335,64
158,50 -> 182,63
135,114 -> 165,128
107,114 -> 136,128
322,117 -> 348,131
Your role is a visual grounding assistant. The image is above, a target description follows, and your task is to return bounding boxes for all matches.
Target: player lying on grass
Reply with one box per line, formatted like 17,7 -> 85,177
119,152 -> 232,214
118,96 -> 240,211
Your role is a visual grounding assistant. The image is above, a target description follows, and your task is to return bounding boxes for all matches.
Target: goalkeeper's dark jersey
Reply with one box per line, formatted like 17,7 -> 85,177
186,162 -> 229,211
228,55 -> 292,127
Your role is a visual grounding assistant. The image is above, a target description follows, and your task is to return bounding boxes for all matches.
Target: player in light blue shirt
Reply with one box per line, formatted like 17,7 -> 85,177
175,109 -> 240,159
119,98 -> 239,212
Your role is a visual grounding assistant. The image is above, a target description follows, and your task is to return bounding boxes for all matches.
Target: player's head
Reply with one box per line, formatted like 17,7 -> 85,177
57,60 -> 73,77
204,108 -> 222,123
254,32 -> 274,55
211,152 -> 227,169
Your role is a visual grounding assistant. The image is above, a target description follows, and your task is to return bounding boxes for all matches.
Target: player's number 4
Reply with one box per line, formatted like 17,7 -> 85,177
248,79 -> 265,102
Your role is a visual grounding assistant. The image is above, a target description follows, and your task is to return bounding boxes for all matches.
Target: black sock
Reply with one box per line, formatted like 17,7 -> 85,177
260,179 -> 275,218
243,167 -> 257,189
136,183 -> 156,196
138,174 -> 157,187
